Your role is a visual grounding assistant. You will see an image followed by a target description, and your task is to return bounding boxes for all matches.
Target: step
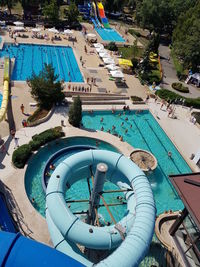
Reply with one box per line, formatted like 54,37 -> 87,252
73,96 -> 129,101
81,100 -> 126,105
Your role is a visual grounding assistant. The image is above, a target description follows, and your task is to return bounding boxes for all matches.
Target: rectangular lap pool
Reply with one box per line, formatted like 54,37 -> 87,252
0,43 -> 84,82
95,28 -> 125,42
82,110 -> 192,215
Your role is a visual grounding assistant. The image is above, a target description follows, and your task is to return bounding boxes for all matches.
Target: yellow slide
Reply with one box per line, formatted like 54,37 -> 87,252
0,57 -> 10,122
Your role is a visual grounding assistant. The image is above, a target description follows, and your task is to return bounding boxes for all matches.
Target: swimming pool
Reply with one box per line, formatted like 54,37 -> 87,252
95,27 -> 125,42
82,110 -> 192,214
0,93 -> 2,108
25,136 -> 127,222
0,43 -> 84,82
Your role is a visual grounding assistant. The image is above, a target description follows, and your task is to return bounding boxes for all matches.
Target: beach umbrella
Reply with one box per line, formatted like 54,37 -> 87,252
103,58 -> 115,64
48,28 -> 59,33
32,28 -> 42,32
64,29 -> 74,35
118,58 -> 133,67
86,33 -> 96,38
99,52 -> 111,58
14,21 -> 24,26
110,70 -> 124,78
93,43 -> 104,48
106,64 -> 120,71
14,26 -> 25,32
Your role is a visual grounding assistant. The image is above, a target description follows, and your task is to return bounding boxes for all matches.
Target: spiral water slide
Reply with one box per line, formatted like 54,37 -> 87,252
0,57 -> 10,122
97,2 -> 110,29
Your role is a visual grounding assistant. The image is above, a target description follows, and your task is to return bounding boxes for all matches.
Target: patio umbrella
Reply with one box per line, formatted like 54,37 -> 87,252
32,28 -> 42,32
14,26 -> 25,32
110,70 -> 124,78
48,28 -> 59,33
106,64 -> 120,71
96,47 -> 106,53
14,21 -> 24,26
118,58 -> 133,67
103,58 -> 115,64
64,29 -> 74,35
86,33 -> 96,38
93,43 -> 104,48
99,52 -> 111,58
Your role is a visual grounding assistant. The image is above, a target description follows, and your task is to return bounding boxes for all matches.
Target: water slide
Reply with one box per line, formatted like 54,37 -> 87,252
46,150 -> 156,266
97,2 -> 110,29
0,57 -> 9,123
92,2 -> 102,28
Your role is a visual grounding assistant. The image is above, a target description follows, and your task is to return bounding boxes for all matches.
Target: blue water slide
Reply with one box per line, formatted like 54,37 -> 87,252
0,231 -> 83,267
46,150 -> 156,267
0,193 -> 16,233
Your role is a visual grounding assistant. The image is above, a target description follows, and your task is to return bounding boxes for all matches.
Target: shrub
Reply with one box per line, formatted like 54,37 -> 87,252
12,127 -> 64,168
172,82 -> 189,93
12,144 -> 32,169
106,42 -> 118,51
156,89 -> 200,109
128,29 -> 141,38
131,96 -> 143,102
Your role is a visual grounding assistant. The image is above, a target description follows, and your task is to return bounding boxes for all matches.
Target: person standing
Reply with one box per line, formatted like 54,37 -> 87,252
14,137 -> 19,149
20,104 -> 25,114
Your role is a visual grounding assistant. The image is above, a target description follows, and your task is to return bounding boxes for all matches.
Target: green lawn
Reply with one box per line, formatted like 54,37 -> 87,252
118,46 -> 144,59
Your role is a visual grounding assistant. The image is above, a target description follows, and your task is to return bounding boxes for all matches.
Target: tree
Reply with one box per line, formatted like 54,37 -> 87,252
27,64 -> 65,109
0,0 -> 15,14
43,0 -> 59,24
172,2 -> 200,71
68,96 -> 82,128
65,1 -> 79,25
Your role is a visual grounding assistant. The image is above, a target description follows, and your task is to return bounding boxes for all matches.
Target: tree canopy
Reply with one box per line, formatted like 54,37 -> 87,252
64,1 -> 79,25
43,0 -> 59,24
68,96 -> 82,128
172,2 -> 200,71
27,64 -> 65,109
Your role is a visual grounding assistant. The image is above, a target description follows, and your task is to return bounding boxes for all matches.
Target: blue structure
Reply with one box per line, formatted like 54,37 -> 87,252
46,150 -> 156,266
0,193 -> 16,233
0,232 -> 83,267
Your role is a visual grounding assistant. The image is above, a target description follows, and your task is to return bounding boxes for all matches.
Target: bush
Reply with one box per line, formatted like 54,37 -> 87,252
156,89 -> 200,109
12,144 -> 32,169
12,127 -> 64,168
106,42 -> 118,51
172,82 -> 189,93
131,96 -> 143,102
128,29 -> 141,38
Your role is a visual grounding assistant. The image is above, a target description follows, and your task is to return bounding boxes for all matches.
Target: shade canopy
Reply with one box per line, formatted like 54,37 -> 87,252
13,26 -> 25,32
110,70 -> 124,78
93,43 -> 104,48
48,28 -> 59,33
14,21 -> 24,26
32,28 -> 42,32
119,59 -> 133,67
64,29 -> 74,34
105,64 -> 120,71
103,58 -> 115,64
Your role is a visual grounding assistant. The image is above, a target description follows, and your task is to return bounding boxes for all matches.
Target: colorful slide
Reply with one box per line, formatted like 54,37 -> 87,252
0,57 -> 10,123
92,2 -> 101,28
97,2 -> 110,29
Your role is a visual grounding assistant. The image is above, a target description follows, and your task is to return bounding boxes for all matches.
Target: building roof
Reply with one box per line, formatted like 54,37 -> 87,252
169,172 -> 200,229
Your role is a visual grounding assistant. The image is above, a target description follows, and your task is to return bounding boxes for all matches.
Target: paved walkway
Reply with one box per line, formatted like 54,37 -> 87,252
159,43 -> 200,98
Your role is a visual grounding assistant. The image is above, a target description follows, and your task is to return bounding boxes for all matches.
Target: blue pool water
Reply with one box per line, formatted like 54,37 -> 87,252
0,93 -> 2,108
25,137 -> 126,222
82,110 -> 192,214
0,43 -> 83,82
95,27 -> 125,42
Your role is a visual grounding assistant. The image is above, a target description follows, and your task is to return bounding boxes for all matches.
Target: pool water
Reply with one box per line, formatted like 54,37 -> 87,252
25,136 -> 126,221
0,43 -> 83,82
95,28 -> 125,42
82,110 -> 192,214
0,93 -> 2,108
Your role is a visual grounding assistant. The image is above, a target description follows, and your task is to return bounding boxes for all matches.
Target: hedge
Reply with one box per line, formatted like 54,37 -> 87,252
156,89 -> 200,109
131,96 -> 143,102
12,127 -> 64,168
172,82 -> 189,93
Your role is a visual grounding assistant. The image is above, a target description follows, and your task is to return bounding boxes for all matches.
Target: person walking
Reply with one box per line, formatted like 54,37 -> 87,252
20,104 -> 25,114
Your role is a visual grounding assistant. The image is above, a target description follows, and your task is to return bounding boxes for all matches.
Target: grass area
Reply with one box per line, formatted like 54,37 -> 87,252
170,48 -> 188,79
118,46 -> 144,59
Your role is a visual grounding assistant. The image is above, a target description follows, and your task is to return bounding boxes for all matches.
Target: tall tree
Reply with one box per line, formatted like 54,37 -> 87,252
65,1 -> 79,25
27,64 -> 65,109
0,0 -> 15,14
172,2 -> 200,71
43,0 -> 59,24
68,96 -> 82,128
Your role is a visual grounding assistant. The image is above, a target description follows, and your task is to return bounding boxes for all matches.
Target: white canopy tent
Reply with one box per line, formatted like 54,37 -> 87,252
110,70 -> 124,78
48,28 -> 59,34
105,64 -> 120,71
103,58 -> 115,64
99,52 -> 111,58
93,43 -> 104,48
64,29 -> 74,35
14,26 -> 25,32
14,21 -> 24,26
